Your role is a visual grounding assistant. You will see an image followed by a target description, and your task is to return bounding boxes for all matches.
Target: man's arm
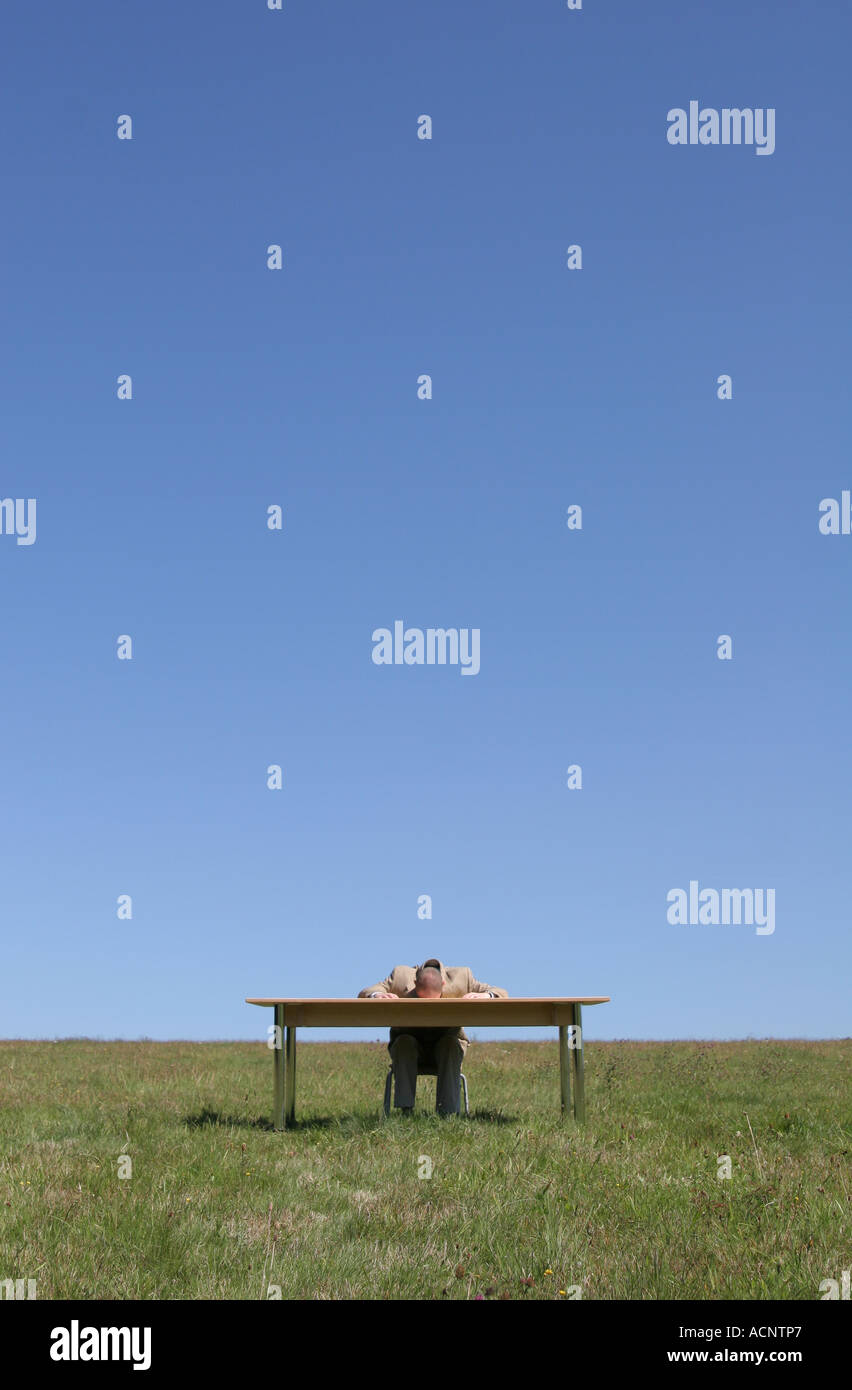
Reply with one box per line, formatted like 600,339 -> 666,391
465,968 -> 508,999
357,969 -> 399,1000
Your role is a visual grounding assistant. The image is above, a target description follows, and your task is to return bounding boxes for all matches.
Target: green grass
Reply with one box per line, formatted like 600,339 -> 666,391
1,1039 -> 849,1300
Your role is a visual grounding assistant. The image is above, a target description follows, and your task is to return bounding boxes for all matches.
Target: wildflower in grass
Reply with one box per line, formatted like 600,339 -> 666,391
544,1268 -> 553,1276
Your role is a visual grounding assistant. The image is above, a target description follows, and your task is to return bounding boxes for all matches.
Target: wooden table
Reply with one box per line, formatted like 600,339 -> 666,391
246,997 -> 611,1130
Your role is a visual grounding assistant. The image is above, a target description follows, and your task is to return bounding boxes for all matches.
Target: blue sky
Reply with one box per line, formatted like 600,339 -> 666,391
1,1 -> 849,1044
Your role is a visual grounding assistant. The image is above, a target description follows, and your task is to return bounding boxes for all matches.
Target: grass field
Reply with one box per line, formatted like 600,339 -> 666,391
0,1038 -> 849,1300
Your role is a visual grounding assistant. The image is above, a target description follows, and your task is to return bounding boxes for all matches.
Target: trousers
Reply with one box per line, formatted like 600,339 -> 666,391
388,1031 -> 464,1113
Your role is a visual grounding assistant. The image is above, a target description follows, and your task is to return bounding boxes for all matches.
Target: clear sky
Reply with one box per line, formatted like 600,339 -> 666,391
1,2 -> 849,1044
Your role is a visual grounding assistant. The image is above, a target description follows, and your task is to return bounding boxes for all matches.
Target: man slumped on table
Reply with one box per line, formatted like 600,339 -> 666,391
358,957 -> 508,1115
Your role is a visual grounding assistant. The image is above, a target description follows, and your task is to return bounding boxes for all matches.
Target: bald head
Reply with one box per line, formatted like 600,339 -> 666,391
414,965 -> 443,997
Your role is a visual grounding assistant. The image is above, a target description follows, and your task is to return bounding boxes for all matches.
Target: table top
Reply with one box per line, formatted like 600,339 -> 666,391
245,997 -> 610,1026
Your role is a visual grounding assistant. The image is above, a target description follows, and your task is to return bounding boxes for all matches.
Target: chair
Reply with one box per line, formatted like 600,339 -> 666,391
383,1062 -> 469,1116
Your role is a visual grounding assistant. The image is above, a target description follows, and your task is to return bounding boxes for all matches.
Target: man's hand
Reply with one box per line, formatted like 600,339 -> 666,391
368,992 -> 397,1000
461,992 -> 491,1000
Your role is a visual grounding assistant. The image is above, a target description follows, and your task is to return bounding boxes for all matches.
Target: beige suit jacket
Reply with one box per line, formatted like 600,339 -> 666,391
358,957 -> 508,1053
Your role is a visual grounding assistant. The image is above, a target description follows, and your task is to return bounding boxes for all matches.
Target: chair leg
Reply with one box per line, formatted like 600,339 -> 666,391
383,1066 -> 392,1117
461,1072 -> 469,1116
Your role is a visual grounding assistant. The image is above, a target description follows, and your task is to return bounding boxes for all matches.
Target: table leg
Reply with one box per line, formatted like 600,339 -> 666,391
284,1026 -> 297,1127
570,1003 -> 585,1124
558,1025 -> 571,1118
273,1005 -> 285,1131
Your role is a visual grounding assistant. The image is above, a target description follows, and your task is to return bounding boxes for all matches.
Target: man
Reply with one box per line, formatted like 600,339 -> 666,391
358,957 -> 508,1115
